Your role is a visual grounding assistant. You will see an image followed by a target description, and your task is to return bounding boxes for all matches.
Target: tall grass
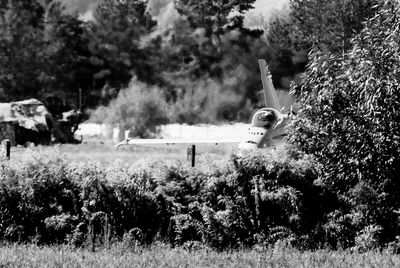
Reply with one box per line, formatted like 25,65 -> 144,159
0,244 -> 399,268
9,141 -> 237,167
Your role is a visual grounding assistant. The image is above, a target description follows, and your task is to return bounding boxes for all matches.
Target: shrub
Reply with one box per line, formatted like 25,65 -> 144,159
0,153 -> 81,243
0,153 -> 166,246
289,1 -> 400,247
156,150 -> 326,249
0,149 -> 325,250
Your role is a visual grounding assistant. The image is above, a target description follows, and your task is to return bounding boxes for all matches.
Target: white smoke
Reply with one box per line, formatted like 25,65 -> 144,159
57,0 -> 99,14
245,0 -> 290,28
147,0 -> 179,33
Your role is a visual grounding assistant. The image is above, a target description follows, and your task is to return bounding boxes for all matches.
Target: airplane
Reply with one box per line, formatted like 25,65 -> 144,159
115,59 -> 294,151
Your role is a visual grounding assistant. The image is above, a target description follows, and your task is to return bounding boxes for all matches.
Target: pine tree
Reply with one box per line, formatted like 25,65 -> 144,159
0,0 -> 46,101
85,0 -> 158,98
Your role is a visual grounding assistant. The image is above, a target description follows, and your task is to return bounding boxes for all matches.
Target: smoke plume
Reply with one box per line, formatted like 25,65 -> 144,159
146,0 -> 179,33
56,0 -> 99,14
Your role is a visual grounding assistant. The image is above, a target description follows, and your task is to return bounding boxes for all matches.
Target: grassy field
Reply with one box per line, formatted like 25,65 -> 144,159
8,139 -> 239,168
8,137 -> 288,168
0,244 -> 399,268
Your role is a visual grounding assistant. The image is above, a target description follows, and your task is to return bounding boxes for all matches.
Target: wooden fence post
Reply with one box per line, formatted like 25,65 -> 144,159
2,139 -> 11,160
187,144 -> 196,167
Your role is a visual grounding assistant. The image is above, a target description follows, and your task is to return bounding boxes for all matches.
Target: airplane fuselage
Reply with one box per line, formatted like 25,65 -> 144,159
238,107 -> 284,150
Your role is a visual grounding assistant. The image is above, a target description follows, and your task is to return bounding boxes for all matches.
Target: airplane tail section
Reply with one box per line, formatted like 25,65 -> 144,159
258,59 -> 280,111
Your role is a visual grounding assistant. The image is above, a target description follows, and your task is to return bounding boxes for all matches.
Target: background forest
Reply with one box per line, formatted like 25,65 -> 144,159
0,0 -> 378,131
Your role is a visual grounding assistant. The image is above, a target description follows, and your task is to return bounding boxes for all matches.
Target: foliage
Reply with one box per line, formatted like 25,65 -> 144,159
90,79 -> 170,138
0,1 -> 92,109
156,0 -> 268,115
0,0 -> 47,100
85,0 -> 158,96
289,0 -> 379,53
0,0 -> 274,126
174,0 -> 257,42
0,148 -> 325,249
264,0 -> 380,90
2,135 -> 400,250
42,3 -> 96,108
0,152 -> 168,246
289,0 -> 400,248
0,0 -> 384,128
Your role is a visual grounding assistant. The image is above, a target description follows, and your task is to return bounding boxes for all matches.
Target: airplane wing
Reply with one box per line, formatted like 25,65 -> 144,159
258,59 -> 281,111
115,138 -> 242,148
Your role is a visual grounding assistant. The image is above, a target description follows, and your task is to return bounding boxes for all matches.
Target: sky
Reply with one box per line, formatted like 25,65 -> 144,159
59,0 -> 290,26
246,0 -> 290,27
253,0 -> 290,14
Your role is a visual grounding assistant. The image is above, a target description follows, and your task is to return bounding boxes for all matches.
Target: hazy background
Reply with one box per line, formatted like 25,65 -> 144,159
0,0 -> 377,138
58,0 -> 290,20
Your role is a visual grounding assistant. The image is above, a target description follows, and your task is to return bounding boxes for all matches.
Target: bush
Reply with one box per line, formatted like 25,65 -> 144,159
0,149 -> 325,250
289,1 -> 400,247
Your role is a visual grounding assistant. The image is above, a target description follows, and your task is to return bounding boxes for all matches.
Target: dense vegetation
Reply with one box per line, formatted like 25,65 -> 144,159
1,0 -> 400,255
2,244 -> 400,267
0,146 -> 396,252
0,0 -> 381,124
0,0 -> 264,120
288,0 -> 400,250
0,149 -> 323,249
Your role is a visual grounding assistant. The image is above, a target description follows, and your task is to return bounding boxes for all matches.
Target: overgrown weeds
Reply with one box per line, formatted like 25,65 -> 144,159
0,146 -> 396,251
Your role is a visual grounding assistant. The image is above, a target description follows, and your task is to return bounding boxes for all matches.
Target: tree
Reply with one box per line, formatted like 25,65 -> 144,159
85,0 -> 158,101
266,14 -> 306,88
289,0 -> 379,53
289,1 -> 400,246
264,0 -> 379,89
151,0 -> 267,123
0,0 -> 93,111
41,2 -> 96,110
169,0 -> 263,79
174,0 -> 258,47
0,0 -> 47,101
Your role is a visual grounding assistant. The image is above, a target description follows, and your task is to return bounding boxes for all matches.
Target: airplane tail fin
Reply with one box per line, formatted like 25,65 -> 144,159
258,59 -> 280,111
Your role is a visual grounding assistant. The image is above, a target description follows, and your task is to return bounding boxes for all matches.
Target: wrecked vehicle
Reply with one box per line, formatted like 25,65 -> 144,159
0,99 -> 81,145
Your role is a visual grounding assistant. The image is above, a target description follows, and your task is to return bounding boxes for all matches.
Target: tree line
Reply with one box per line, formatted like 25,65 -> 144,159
0,0 -> 379,121
0,0 -> 262,118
